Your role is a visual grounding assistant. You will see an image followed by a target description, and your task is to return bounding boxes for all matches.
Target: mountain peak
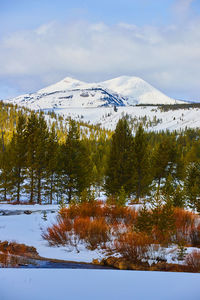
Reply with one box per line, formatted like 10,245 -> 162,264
103,75 -> 143,82
99,76 -> 175,105
38,76 -> 85,94
100,76 -> 146,92
8,75 -> 183,109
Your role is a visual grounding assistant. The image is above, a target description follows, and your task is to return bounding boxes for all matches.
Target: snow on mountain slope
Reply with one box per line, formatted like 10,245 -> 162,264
9,77 -> 125,110
100,76 -> 178,105
42,105 -> 200,132
11,89 -> 124,110
6,75 -> 197,132
6,76 -> 181,110
38,77 -> 85,94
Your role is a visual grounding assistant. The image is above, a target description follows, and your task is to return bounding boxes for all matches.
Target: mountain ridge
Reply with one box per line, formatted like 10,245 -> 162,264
6,75 -> 183,109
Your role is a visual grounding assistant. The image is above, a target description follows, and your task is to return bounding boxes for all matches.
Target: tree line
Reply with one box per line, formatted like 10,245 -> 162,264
0,102 -> 200,210
105,118 -> 200,211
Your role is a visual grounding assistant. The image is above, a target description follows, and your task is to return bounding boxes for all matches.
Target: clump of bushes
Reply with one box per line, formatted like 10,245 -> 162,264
42,219 -> 72,246
43,201 -> 137,251
185,250 -> 200,272
114,232 -> 151,264
0,241 -> 38,257
42,201 -> 200,270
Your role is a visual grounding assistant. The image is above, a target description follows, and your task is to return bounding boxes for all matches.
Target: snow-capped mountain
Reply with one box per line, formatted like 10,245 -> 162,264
100,76 -> 178,105
4,76 -> 200,132
6,76 -> 182,110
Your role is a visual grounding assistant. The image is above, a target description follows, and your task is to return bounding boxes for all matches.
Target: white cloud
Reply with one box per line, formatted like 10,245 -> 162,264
0,18 -> 200,100
174,0 -> 194,15
173,0 -> 196,23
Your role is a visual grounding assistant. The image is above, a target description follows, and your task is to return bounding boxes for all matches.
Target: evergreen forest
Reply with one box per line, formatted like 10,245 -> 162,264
0,101 -> 200,212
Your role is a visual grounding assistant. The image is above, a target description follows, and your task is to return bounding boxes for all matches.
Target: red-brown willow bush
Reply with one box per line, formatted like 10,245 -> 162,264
42,218 -> 72,246
63,201 -> 104,219
185,250 -> 200,272
190,224 -> 200,247
173,208 -> 200,245
114,232 -> 151,264
104,205 -> 138,226
137,205 -> 200,246
43,202 -> 200,258
67,217 -> 110,250
83,218 -> 110,250
42,202 -> 137,250
59,201 -> 137,224
0,241 -> 38,256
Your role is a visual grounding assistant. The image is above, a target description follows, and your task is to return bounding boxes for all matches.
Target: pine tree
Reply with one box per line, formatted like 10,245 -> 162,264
10,113 -> 27,202
152,135 -> 178,187
161,174 -> 175,202
25,113 -> 39,203
0,143 -> 12,201
105,118 -> 134,197
75,140 -> 93,198
116,186 -> 127,206
172,185 -> 185,208
44,124 -> 58,204
185,162 -> 200,212
136,204 -> 152,234
34,113 -> 49,204
132,124 -> 152,199
25,113 -> 49,204
151,197 -> 175,243
61,120 -> 92,202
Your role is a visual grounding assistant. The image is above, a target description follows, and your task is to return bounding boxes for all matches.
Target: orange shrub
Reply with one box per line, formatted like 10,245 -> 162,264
73,216 -> 110,250
174,208 -> 195,242
73,217 -> 91,240
190,224 -> 200,247
0,241 -> 38,256
78,201 -> 104,218
42,218 -> 72,246
59,202 -> 137,226
86,218 -> 110,250
185,250 -> 200,272
104,205 -> 137,226
173,208 -> 199,244
65,201 -> 104,219
43,202 -> 138,250
114,232 -> 151,264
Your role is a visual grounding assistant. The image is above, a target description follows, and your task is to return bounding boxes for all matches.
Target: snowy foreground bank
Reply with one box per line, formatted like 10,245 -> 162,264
0,204 -> 198,264
0,269 -> 200,300
0,205 -> 105,262
0,204 -> 200,300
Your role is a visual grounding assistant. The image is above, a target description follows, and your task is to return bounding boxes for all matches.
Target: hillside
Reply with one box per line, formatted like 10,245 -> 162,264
6,76 -> 182,110
4,75 -> 197,132
100,76 -> 179,105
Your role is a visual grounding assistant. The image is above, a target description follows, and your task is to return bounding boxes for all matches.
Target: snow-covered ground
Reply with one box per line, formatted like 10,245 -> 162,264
52,105 -> 200,131
0,204 -> 59,212
0,206 -> 105,262
0,205 -> 200,300
0,269 -> 199,300
5,75 -> 200,132
0,204 -> 197,265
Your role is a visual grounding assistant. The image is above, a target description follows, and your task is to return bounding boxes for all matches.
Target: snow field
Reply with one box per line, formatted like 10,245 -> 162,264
0,269 -> 200,300
0,209 -> 105,262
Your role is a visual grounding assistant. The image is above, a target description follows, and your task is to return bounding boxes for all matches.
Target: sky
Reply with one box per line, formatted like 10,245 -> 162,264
0,0 -> 200,101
